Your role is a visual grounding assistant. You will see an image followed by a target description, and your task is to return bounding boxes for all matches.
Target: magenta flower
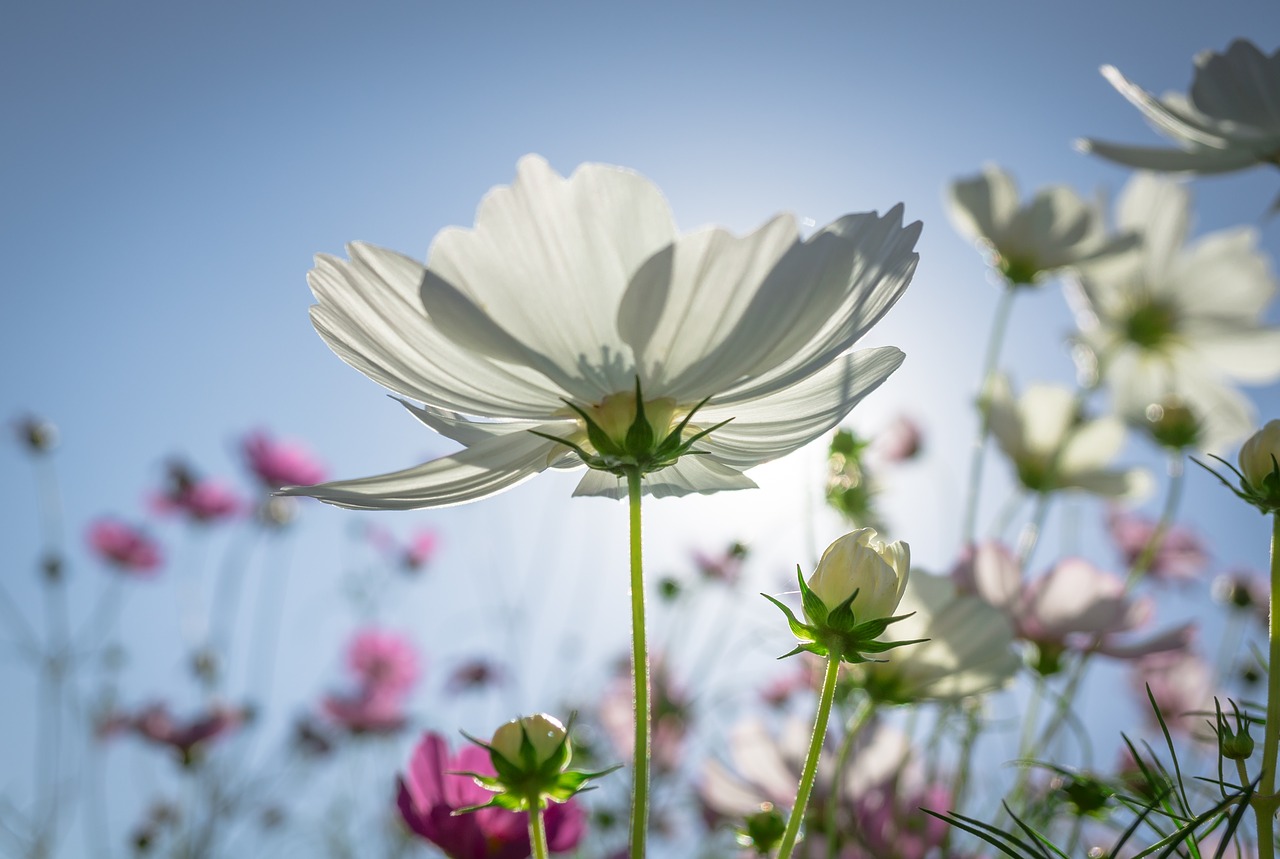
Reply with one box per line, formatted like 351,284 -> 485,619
87,519 -> 163,576
397,732 -> 586,859
242,429 -> 326,490
403,528 -> 440,571
849,782 -> 952,859
152,461 -> 240,523
347,629 -> 420,696
130,702 -> 248,766
1106,509 -> 1209,582
599,654 -> 689,774
692,541 -> 748,584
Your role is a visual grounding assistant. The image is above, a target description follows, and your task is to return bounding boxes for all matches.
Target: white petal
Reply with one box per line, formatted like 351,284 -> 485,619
1003,185 -> 1099,268
395,399 -> 573,446
1100,65 -> 1235,149
618,215 -> 800,401
696,347 -> 904,469
713,208 -> 920,406
983,375 -> 1023,459
423,156 -> 676,401
1078,139 -> 1260,174
570,457 -> 757,500
1170,228 -> 1275,321
280,428 -> 564,510
1066,466 -> 1152,500
946,165 -> 1019,247
1188,327 -> 1280,382
308,243 -> 565,419
1115,174 -> 1190,281
1018,384 -> 1077,456
1058,416 -> 1126,475
1190,40 -> 1280,132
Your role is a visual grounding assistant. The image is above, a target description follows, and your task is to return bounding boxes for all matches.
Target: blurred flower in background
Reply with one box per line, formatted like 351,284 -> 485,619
87,518 -> 163,576
1080,40 -> 1280,177
1106,508 -> 1209,582
152,459 -> 241,523
241,429 -> 326,491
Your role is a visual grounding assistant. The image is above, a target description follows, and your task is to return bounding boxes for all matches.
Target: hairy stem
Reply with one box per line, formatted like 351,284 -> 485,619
626,468 -> 651,859
778,652 -> 842,859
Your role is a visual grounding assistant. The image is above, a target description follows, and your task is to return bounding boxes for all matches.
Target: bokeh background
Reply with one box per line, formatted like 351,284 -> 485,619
3,1 -> 1279,855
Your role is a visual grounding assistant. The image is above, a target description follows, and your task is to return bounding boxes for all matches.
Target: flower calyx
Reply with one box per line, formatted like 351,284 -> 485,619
455,714 -> 618,814
1195,419 -> 1280,515
762,567 -> 921,665
1212,697 -> 1256,761
532,377 -> 731,478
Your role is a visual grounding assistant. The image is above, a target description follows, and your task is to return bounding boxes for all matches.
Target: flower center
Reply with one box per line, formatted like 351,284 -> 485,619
580,391 -> 679,452
1123,299 -> 1178,350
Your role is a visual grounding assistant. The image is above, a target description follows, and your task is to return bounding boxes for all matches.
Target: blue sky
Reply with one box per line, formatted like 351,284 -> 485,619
2,1 -> 1279,854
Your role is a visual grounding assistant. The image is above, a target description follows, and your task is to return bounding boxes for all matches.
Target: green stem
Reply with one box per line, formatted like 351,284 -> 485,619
529,805 -> 550,859
626,468 -> 650,859
1255,513 -> 1280,859
961,285 -> 1018,546
825,696 -> 875,859
777,653 -> 842,859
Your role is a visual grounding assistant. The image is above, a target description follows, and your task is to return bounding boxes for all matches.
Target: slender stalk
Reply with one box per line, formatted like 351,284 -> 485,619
777,653 -> 842,859
529,806 -> 550,859
1255,512 -> 1280,859
825,696 -> 875,859
961,285 -> 1018,546
625,468 -> 650,859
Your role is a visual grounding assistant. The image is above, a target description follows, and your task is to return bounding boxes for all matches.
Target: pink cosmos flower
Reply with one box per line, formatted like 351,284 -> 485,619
403,529 -> 440,571
321,688 -> 409,735
241,429 -> 326,490
347,629 -> 420,696
397,732 -> 586,858
847,782 -> 952,859
152,461 -> 240,523
130,702 -> 249,766
87,519 -> 163,576
1106,509 -> 1209,582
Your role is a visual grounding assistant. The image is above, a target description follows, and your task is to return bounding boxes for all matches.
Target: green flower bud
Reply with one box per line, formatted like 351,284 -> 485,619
1214,698 -> 1256,762
490,713 -> 571,773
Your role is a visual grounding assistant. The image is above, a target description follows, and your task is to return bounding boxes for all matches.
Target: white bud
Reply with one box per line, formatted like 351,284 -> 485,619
806,528 -> 909,621
490,713 -> 569,769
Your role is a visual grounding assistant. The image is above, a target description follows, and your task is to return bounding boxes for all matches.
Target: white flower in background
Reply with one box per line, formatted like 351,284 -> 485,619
1080,40 -> 1280,177
984,375 -> 1151,498
283,156 -> 919,509
1067,174 -> 1280,451
946,164 -> 1132,286
858,571 -> 1020,703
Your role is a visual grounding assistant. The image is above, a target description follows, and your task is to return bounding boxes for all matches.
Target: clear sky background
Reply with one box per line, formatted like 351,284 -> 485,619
3,1 -> 1279,855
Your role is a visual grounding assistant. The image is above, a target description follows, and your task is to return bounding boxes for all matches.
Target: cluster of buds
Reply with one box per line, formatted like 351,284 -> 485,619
460,714 -> 617,814
763,528 -> 920,664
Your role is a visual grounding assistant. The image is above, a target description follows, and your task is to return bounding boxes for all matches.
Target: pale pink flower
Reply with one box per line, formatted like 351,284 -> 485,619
954,544 -> 1191,663
87,519 -> 163,576
692,540 -> 748,584
848,782 -> 952,859
152,461 -> 240,523
445,658 -> 505,693
874,414 -> 924,463
1132,649 -> 1217,736
321,688 -> 409,735
131,702 -> 249,766
241,429 -> 326,490
1106,508 -> 1209,582
403,528 -> 440,571
599,655 -> 689,774
347,629 -> 420,696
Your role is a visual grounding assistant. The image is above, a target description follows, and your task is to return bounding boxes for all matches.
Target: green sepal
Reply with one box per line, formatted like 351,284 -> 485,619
624,377 -> 655,454
761,592 -> 817,643
796,567 -> 828,628
777,641 -> 830,660
1196,454 -> 1280,514
846,611 -> 915,642
851,636 -> 927,655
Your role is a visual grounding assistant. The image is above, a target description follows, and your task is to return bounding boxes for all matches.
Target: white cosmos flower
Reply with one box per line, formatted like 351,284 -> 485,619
946,164 -> 1132,286
858,571 -> 1020,703
1066,173 -> 1280,451
1079,40 -> 1280,177
985,375 -> 1151,499
283,156 -> 919,509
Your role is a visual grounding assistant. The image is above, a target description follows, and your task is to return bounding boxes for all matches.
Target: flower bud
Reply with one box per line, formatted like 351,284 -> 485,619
806,528 -> 909,623
1238,420 -> 1280,508
490,713 -> 570,773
